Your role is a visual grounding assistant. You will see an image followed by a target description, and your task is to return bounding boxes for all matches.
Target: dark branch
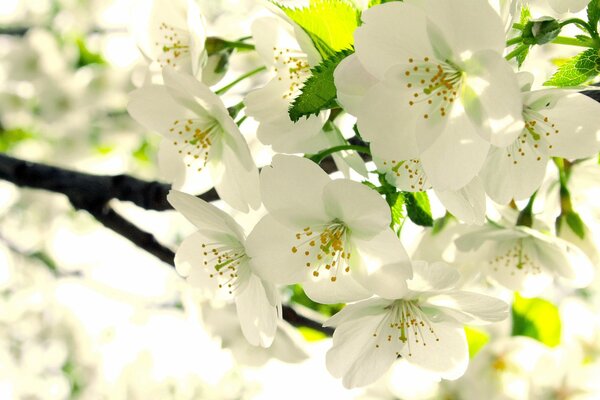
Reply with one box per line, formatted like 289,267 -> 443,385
0,153 -> 218,210
0,152 -> 332,336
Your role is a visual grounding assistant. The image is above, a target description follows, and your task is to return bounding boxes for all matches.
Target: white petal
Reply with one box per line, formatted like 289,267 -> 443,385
435,177 -> 486,225
419,106 -> 490,191
235,273 -> 279,348
209,132 -> 261,212
547,0 -> 588,13
326,315 -> 398,389
463,49 -> 524,147
454,225 -> 526,252
408,261 -> 460,292
539,92 -> 600,159
167,190 -> 245,241
354,2 -> 434,80
260,155 -> 330,228
322,179 -> 390,239
350,229 -> 413,300
479,139 -> 547,204
400,322 -> 468,381
303,269 -> 372,304
128,84 -> 195,136
245,214 -> 307,285
158,140 -> 213,194
334,54 -> 378,116
414,0 -> 505,59
268,320 -> 309,363
423,291 -> 509,325
324,297 -> 393,328
186,0 -> 207,78
256,114 -> 330,154
356,81 -> 419,160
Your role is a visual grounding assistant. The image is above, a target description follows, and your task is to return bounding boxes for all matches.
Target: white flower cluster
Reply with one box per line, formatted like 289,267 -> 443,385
127,0 -> 600,390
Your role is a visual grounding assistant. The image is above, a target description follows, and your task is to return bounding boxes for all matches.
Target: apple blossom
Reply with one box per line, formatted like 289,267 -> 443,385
455,223 -> 594,296
324,261 -> 508,388
246,155 -> 413,304
480,73 -> 600,204
128,67 -> 260,212
167,190 -> 279,348
335,0 -> 524,191
244,16 -> 331,154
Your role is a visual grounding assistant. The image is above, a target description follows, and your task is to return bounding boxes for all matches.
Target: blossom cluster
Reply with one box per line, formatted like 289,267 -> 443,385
126,0 -> 600,391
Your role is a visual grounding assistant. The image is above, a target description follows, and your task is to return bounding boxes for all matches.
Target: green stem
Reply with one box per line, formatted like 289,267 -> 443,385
516,191 -> 537,227
215,66 -> 266,95
505,44 -> 529,61
506,37 -> 522,46
550,36 -> 593,47
221,40 -> 255,51
309,145 -> 371,164
235,115 -> 247,127
560,18 -> 597,37
512,23 -> 525,30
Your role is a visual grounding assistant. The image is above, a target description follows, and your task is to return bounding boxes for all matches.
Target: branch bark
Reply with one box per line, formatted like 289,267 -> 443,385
0,153 -> 332,335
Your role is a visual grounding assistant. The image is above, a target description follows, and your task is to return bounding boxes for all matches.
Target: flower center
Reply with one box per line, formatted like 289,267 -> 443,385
169,118 -> 219,171
272,47 -> 311,101
489,239 -> 542,275
290,221 -> 351,282
401,57 -> 463,120
382,158 -> 430,191
514,107 -> 560,162
202,242 -> 247,295
373,300 -> 439,357
155,22 -> 190,69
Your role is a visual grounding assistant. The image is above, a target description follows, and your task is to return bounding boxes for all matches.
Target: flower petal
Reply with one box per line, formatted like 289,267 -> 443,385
350,229 -> 413,300
423,291 -> 509,325
167,190 -> 245,241
235,273 -> 279,348
324,297 -> 393,328
334,54 -> 378,117
354,2 -> 434,80
399,321 -> 468,381
419,105 -> 490,191
245,214 -> 307,285
326,314 -> 398,389
462,49 -> 524,147
302,269 -> 372,304
435,177 -> 486,225
260,155 -> 329,228
408,261 -> 460,292
322,179 -> 390,239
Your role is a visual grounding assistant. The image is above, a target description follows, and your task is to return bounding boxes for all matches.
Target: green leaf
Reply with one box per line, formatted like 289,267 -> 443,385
520,4 -> 531,25
0,128 -> 35,151
465,326 -> 490,358
275,0 -> 360,59
368,0 -> 400,6
288,284 -> 343,317
511,293 -> 561,347
75,37 -> 106,68
544,48 -> 600,87
403,192 -> 433,227
516,44 -> 530,68
588,0 -> 600,33
289,48 -> 353,122
385,191 -> 405,235
298,326 -> 328,341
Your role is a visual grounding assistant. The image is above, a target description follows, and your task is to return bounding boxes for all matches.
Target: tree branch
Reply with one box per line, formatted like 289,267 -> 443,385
0,152 -> 332,336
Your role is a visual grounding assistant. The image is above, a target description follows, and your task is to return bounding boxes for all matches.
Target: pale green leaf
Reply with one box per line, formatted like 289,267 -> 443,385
511,293 -> 561,347
544,48 -> 600,87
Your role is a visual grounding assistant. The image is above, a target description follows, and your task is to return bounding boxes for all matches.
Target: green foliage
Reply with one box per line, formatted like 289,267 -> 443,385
465,326 -> 490,358
289,49 -> 353,122
298,326 -> 328,341
522,17 -> 561,45
368,0 -> 401,6
75,37 -> 106,68
588,0 -> 600,34
511,293 -> 561,347
403,192 -> 434,227
276,0 -> 359,59
0,128 -> 35,151
515,6 -> 532,68
288,284 -> 343,317
544,48 -> 600,87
